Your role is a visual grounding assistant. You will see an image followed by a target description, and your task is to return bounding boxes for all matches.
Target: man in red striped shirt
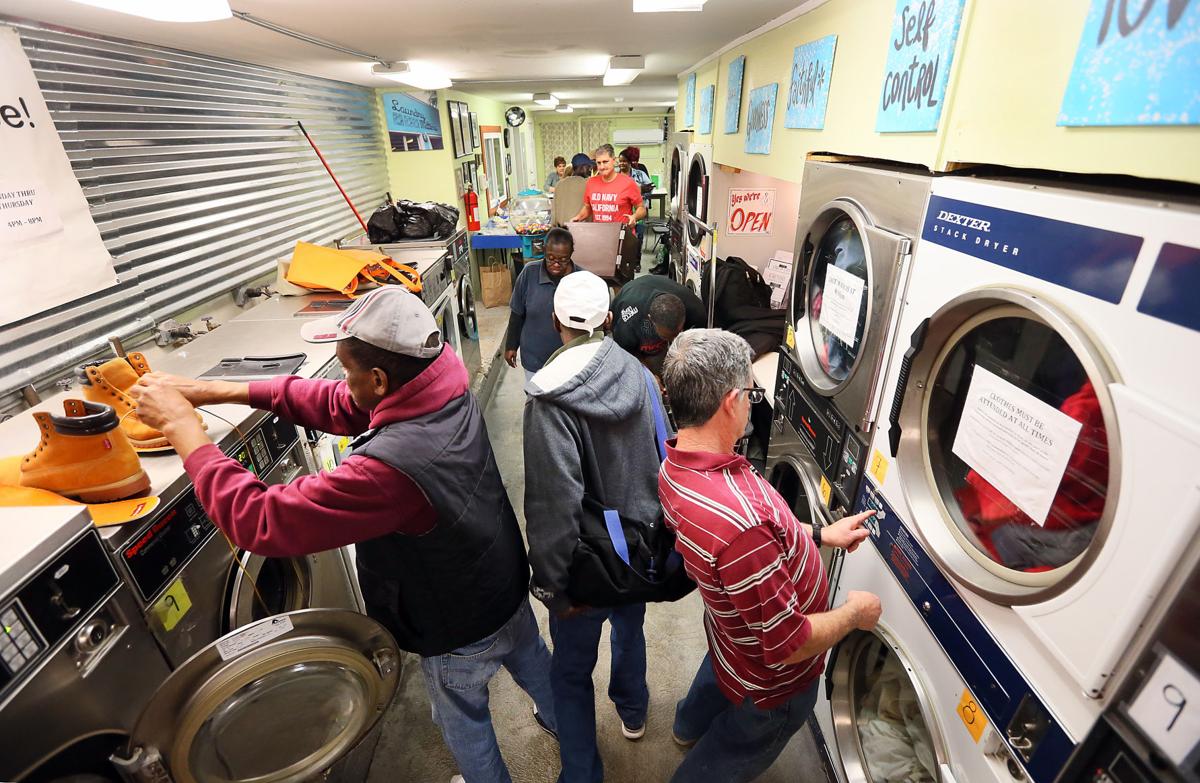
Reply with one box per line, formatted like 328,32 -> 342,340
657,329 -> 881,782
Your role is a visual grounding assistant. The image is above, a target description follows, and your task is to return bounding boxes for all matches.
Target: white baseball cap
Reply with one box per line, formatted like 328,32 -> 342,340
300,287 -> 443,358
554,271 -> 610,333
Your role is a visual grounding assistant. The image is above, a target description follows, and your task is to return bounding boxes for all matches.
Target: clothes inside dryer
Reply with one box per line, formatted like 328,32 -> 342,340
845,633 -> 938,783
226,553 -> 312,630
925,315 -> 1110,574
808,214 -> 869,383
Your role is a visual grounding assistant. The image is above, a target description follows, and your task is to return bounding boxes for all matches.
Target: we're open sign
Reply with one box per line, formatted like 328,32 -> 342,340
727,188 -> 776,235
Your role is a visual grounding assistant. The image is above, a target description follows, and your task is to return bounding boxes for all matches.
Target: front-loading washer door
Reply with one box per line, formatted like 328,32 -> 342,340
116,609 -> 399,783
670,144 -> 686,219
892,289 -> 1119,605
767,452 -> 842,589
225,552 -> 314,632
686,153 -> 709,246
792,199 -> 910,432
828,628 -> 950,783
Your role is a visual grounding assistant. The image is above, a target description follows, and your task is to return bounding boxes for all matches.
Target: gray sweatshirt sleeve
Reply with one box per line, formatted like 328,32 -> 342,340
523,399 -> 586,615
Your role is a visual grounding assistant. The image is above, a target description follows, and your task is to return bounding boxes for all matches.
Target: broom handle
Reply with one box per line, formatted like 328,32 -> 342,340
297,121 -> 369,234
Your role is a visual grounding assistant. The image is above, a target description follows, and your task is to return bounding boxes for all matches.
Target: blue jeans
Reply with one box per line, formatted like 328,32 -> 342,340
670,653 -> 819,783
549,604 -> 649,783
420,600 -> 557,783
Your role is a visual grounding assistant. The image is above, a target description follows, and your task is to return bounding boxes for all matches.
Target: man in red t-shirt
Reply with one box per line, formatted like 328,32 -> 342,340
571,144 -> 647,228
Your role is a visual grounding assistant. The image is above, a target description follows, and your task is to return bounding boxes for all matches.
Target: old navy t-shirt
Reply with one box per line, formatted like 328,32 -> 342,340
584,173 -> 643,223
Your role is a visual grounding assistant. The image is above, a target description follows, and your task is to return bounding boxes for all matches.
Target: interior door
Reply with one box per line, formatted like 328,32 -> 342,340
114,609 -> 400,783
481,126 -> 507,216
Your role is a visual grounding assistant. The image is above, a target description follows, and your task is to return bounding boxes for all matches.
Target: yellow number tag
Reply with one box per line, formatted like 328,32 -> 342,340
869,449 -> 890,486
957,689 -> 989,743
152,579 -> 193,632
819,475 -> 832,507
337,436 -> 351,452
785,324 -> 795,350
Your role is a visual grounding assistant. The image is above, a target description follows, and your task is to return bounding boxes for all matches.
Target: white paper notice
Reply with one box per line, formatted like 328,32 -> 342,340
1127,652 -> 1200,765
0,174 -> 64,243
763,250 -> 793,309
818,264 -> 865,346
216,614 -> 294,661
951,366 -> 1083,525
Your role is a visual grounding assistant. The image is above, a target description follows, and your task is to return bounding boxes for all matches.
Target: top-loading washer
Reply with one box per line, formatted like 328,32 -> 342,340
775,161 -> 932,521
683,139 -> 713,300
668,130 -> 692,283
863,174 -> 1200,781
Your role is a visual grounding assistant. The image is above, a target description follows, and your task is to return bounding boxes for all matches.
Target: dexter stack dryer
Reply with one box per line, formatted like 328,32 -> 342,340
853,174 -> 1200,782
667,130 -> 692,283
682,138 -> 713,298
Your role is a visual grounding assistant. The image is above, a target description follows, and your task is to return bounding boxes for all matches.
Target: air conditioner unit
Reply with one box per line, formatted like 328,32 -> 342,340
612,128 -> 665,146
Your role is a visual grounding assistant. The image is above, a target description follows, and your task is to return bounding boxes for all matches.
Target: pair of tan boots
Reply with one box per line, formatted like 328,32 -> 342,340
0,353 -> 192,503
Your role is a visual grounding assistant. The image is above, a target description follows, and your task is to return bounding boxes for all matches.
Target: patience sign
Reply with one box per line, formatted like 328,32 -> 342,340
876,0 -> 967,133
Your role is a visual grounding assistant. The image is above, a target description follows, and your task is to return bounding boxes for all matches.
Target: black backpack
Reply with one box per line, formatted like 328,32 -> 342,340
702,256 -> 787,358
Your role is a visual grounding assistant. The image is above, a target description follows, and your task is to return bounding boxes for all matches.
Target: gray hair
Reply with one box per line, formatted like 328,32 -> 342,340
594,143 -> 615,159
662,329 -> 752,428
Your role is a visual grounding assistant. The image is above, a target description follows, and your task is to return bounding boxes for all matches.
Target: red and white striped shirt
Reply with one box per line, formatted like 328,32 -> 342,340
659,440 -> 828,708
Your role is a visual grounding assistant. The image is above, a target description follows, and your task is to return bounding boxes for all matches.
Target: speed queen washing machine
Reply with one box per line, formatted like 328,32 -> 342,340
771,160 -> 932,523
668,130 -> 692,283
865,175 -> 1200,781
683,139 -> 713,300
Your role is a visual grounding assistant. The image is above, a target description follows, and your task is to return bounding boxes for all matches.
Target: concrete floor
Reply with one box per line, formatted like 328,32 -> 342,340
365,347 -> 834,782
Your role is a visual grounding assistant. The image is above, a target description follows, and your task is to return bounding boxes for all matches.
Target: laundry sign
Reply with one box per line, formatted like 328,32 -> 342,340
726,188 -> 775,235
952,366 -> 1083,525
876,0 -> 967,133
0,26 -> 116,327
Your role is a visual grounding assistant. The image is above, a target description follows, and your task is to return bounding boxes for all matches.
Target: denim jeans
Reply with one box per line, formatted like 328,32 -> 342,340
670,653 -> 819,783
420,600 -> 557,783
548,603 -> 649,783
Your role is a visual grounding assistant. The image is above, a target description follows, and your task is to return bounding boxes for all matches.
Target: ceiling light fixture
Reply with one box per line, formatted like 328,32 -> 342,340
533,93 -> 560,108
632,0 -> 706,12
603,55 -> 644,87
68,0 -> 232,22
372,62 -> 453,90
555,104 -> 573,113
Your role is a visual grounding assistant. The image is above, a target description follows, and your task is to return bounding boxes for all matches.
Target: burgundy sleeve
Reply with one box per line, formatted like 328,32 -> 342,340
184,444 -> 434,557
715,526 -> 813,666
248,376 -> 370,435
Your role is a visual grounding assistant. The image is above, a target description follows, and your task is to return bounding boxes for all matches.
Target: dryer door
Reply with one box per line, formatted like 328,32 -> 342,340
891,289 -> 1118,604
225,552 -> 313,632
792,199 -> 910,432
115,609 -> 399,783
828,628 -> 951,783
685,153 -> 709,246
669,144 -> 686,220
767,452 -> 842,588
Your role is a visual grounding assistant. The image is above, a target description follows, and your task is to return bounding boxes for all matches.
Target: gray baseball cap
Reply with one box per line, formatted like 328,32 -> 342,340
300,287 -> 443,358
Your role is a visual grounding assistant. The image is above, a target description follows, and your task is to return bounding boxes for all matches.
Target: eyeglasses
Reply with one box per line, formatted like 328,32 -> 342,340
739,386 -> 766,404
544,254 -> 571,266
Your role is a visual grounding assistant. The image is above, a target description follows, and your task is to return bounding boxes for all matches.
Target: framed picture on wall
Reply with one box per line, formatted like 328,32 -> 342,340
448,101 -> 465,158
470,112 -> 481,149
381,91 -> 444,151
457,102 -> 473,153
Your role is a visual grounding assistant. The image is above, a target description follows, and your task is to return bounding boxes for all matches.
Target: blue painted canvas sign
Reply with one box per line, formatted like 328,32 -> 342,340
876,0 -> 967,133
745,83 -> 778,155
1060,0 -> 1200,126
785,35 -> 838,129
725,55 -> 745,133
382,91 -> 444,151
684,73 -> 697,128
698,85 -> 715,134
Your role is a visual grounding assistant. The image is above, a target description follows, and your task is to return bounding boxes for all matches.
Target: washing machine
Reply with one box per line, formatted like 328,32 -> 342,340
668,130 -> 692,282
864,174 -> 1200,781
775,161 -> 932,523
683,140 -> 713,301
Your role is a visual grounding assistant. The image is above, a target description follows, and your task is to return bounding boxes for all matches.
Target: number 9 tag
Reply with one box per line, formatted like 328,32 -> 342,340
1127,652 -> 1200,765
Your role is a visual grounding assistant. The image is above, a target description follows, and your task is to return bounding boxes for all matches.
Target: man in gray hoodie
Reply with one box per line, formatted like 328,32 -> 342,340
524,270 -> 667,783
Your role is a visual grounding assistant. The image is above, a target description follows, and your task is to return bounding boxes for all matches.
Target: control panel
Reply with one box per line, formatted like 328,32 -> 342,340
775,351 -> 866,515
417,253 -> 452,309
1,531 -> 118,699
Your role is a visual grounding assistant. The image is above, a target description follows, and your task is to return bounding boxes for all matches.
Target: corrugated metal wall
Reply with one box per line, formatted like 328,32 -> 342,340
0,16 -> 388,413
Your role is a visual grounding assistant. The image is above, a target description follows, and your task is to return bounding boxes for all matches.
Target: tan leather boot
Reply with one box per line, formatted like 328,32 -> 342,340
0,400 -> 150,503
77,352 -> 195,452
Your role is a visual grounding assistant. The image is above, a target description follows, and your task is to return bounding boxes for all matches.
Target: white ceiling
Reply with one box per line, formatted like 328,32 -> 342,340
1,0 -> 801,109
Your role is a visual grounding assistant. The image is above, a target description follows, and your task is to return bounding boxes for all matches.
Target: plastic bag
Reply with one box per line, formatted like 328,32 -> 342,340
367,204 -> 403,243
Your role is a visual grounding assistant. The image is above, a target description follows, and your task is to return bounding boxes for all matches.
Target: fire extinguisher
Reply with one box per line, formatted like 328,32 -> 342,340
464,186 -> 480,232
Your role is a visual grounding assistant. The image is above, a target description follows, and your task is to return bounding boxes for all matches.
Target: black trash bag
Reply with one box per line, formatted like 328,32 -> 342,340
428,203 -> 460,238
400,208 -> 435,239
367,203 -> 404,243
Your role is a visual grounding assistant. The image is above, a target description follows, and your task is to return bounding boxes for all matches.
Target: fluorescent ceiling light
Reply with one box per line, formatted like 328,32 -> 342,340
603,55 -> 644,86
533,93 -> 559,108
372,62 -> 453,90
632,0 -> 706,12
555,104 -> 573,113
68,0 -> 231,21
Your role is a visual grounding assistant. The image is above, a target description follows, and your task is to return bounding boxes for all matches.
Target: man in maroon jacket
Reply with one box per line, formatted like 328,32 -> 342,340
132,287 -> 556,783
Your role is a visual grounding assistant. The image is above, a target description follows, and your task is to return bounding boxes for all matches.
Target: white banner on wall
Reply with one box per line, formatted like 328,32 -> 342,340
0,26 -> 117,327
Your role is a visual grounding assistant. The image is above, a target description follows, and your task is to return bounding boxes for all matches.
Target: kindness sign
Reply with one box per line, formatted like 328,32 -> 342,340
876,0 -> 966,133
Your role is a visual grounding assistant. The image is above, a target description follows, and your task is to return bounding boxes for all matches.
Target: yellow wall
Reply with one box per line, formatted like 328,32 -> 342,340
677,60 -> 720,149
679,0 -> 1200,186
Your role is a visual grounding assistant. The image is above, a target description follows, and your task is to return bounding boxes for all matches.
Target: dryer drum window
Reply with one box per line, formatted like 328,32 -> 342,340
807,214 -> 869,384
686,157 -> 707,244
922,307 -> 1114,584
188,661 -> 372,781
228,555 -> 311,631
836,632 -> 940,783
670,148 -> 683,203
768,461 -> 819,525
